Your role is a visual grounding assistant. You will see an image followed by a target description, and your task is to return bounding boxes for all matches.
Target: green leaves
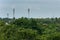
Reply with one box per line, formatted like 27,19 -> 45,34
0,17 -> 60,40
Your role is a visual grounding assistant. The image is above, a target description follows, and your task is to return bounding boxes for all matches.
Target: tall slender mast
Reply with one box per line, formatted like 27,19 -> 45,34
13,8 -> 15,19
28,8 -> 30,18
7,13 -> 9,18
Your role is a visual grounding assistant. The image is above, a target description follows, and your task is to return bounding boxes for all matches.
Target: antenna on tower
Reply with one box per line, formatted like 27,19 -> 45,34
28,8 -> 30,18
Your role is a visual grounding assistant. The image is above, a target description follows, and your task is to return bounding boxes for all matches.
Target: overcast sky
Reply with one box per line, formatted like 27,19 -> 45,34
0,0 -> 60,18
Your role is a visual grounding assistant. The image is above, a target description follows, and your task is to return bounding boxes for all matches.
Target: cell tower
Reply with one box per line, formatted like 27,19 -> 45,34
28,8 -> 30,18
13,8 -> 15,19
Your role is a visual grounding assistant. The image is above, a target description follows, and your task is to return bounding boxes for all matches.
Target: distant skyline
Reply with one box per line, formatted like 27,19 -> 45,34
0,0 -> 60,18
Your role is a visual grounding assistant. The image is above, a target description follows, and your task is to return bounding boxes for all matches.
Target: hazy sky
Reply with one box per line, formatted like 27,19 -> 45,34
0,0 -> 60,18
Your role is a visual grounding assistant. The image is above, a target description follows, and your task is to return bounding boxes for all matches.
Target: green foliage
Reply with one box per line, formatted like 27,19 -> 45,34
0,25 -> 41,40
0,17 -> 60,40
47,32 -> 60,40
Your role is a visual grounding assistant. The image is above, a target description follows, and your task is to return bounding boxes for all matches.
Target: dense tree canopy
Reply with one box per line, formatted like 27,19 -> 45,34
0,17 -> 60,40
